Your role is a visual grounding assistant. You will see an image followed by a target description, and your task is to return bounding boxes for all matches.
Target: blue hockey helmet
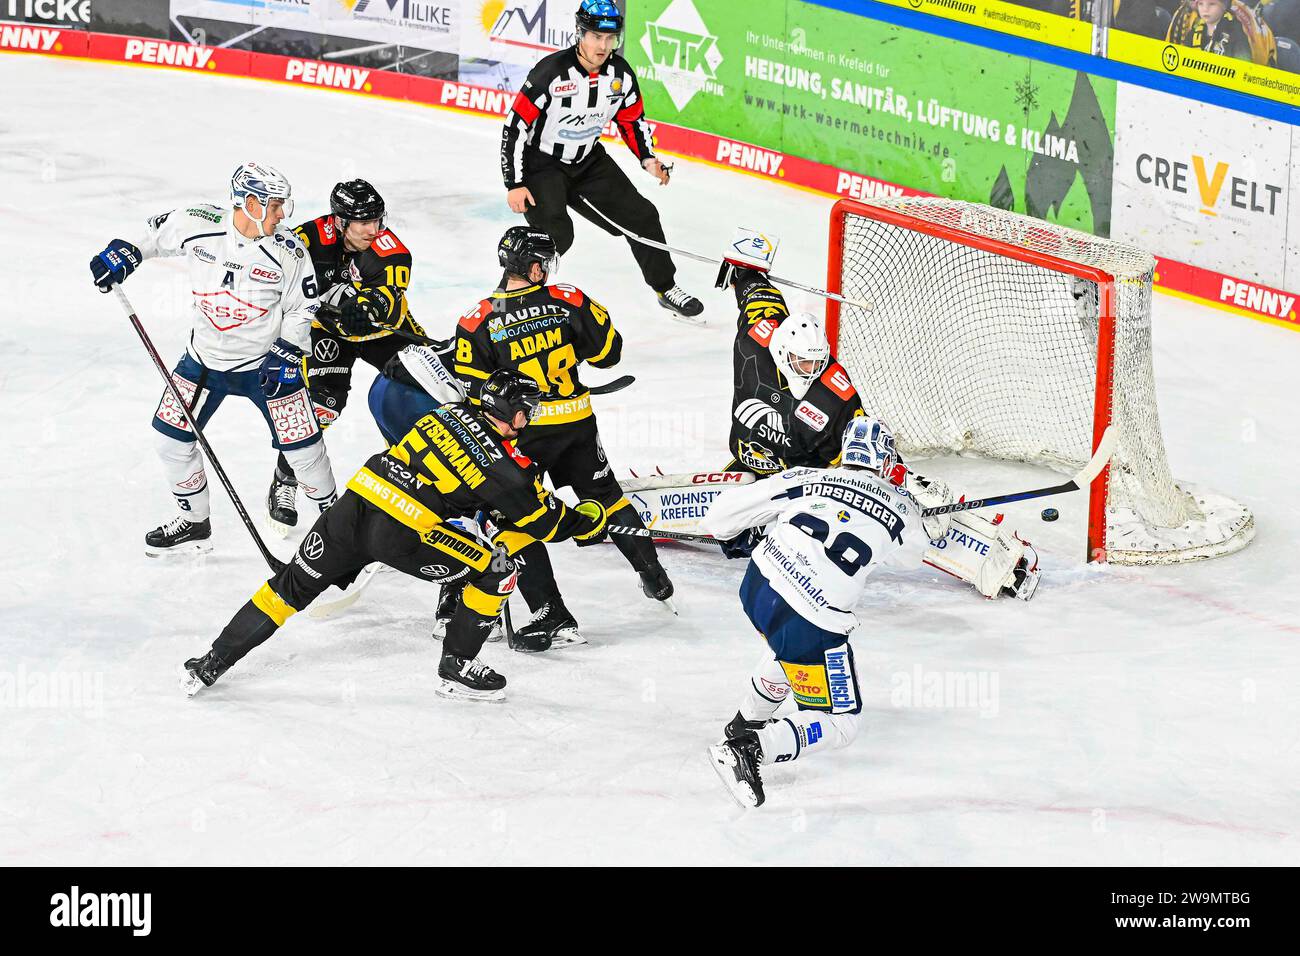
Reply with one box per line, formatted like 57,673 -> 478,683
576,0 -> 623,35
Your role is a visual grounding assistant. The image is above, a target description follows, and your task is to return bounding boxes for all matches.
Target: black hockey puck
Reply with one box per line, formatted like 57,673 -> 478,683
1041,508 -> 1059,522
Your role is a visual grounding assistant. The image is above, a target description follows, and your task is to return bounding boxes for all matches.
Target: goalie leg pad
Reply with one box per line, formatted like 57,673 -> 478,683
923,512 -> 1038,600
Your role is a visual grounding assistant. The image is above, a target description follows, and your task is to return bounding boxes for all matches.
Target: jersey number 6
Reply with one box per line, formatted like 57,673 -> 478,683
789,512 -> 873,576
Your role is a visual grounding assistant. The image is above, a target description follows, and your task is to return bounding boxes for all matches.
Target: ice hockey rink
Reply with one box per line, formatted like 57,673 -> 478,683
2,53 -> 1297,866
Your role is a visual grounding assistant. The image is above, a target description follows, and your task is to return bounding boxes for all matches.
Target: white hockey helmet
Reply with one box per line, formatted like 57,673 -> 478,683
840,416 -> 897,476
231,161 -> 294,234
770,311 -> 830,399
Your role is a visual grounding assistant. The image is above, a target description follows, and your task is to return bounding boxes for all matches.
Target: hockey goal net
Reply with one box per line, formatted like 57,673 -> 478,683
826,197 -> 1254,565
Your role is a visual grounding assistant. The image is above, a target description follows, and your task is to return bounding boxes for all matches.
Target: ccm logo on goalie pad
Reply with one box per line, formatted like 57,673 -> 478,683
794,400 -> 829,432
268,390 -> 321,445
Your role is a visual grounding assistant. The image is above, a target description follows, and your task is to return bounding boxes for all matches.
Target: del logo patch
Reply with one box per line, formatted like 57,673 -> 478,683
794,400 -> 829,432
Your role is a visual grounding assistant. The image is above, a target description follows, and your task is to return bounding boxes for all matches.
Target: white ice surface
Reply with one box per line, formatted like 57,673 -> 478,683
1,55 -> 1297,865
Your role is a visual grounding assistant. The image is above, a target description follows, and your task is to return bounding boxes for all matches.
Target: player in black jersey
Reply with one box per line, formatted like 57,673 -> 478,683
180,369 -> 609,702
500,1 -> 702,320
723,267 -> 865,474
267,179 -> 428,533
453,226 -> 675,646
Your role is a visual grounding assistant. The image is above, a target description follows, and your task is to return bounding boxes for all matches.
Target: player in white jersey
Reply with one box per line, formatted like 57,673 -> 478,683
701,417 -> 1040,808
90,161 -> 338,555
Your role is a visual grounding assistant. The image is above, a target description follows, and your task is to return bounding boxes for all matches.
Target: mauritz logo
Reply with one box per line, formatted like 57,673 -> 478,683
640,0 -> 725,111
50,886 -> 152,936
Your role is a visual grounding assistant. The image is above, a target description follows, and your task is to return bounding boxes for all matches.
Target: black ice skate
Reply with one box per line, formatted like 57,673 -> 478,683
266,468 -> 298,537
145,515 -> 212,557
656,285 -> 704,324
510,600 -> 584,653
435,652 -> 506,702
178,649 -> 229,698
639,563 -> 678,615
708,728 -> 766,808
722,710 -> 769,743
431,581 -> 502,643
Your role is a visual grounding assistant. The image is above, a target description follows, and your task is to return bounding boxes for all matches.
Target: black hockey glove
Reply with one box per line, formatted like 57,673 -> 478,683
339,289 -> 386,337
90,239 -> 143,292
259,338 -> 306,398
720,527 -> 764,560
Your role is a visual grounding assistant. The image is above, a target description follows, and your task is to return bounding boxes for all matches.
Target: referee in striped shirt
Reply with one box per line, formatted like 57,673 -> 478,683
499,0 -> 703,319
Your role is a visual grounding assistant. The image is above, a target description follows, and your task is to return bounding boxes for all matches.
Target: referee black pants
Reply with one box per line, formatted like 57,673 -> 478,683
522,145 -> 676,294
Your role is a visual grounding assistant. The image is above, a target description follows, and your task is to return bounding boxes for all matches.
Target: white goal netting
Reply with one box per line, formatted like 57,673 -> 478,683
830,197 -> 1253,564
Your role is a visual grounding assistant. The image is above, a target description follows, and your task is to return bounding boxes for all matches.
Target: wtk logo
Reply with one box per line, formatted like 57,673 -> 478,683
640,0 -> 725,111
50,886 -> 151,936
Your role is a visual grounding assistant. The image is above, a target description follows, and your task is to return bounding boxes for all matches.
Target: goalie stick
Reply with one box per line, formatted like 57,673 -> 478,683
621,470 -> 755,493
112,287 -> 286,575
578,196 -> 873,310
919,427 -> 1118,517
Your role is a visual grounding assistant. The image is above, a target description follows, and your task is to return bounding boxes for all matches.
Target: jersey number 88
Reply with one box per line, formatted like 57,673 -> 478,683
789,512 -> 873,576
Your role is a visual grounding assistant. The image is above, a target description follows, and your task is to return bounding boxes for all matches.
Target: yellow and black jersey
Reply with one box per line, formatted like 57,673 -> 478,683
345,401 -> 591,544
730,272 -> 863,473
453,282 -> 622,427
293,214 -> 424,343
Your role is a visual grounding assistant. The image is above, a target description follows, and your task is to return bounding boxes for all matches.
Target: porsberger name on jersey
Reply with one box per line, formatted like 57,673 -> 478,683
801,481 -> 902,542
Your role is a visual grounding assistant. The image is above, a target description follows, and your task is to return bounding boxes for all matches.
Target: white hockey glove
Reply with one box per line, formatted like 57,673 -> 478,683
923,512 -> 1040,601
905,472 -> 954,543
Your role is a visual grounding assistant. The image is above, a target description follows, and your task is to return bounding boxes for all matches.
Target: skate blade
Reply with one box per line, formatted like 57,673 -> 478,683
706,744 -> 760,808
145,540 -> 214,558
267,515 -> 296,539
549,628 -> 587,648
434,678 -> 505,702
177,663 -> 206,699
669,311 -> 706,328
658,596 -> 680,616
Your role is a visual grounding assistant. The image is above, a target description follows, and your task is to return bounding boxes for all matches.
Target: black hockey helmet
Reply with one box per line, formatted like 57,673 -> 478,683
497,226 -> 558,279
576,0 -> 623,34
330,179 -> 386,226
480,369 -> 543,426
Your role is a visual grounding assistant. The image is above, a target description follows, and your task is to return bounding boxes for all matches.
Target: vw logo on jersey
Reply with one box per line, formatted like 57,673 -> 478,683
314,339 -> 340,362
302,532 -> 325,561
420,564 -> 450,579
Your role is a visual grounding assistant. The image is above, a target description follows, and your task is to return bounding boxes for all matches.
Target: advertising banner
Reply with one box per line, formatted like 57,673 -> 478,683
458,0 -> 577,90
1112,82 -> 1296,299
627,0 -> 1116,233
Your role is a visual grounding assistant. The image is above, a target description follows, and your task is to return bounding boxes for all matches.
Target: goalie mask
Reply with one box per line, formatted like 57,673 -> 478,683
231,161 -> 293,236
770,312 -> 830,399
840,417 -> 897,477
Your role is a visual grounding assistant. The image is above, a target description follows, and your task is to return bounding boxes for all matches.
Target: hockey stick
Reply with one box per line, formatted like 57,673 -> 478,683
308,561 -> 382,619
577,197 -> 873,310
587,374 -> 634,395
920,427 -> 1118,517
112,287 -> 286,574
607,524 -> 721,544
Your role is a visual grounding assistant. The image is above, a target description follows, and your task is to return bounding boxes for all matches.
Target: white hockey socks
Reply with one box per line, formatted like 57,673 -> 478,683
757,711 -> 860,763
739,653 -> 791,722
282,441 -> 337,513
156,433 -> 210,521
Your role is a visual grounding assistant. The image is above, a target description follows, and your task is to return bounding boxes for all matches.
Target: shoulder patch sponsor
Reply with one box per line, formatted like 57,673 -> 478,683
317,215 -> 336,245
371,231 -> 409,258
458,299 -> 493,333
502,440 -> 533,469
249,265 -> 283,284
550,77 -> 580,97
820,363 -> 856,400
747,316 -> 779,347
547,283 -> 584,307
185,206 -> 222,224
794,400 -> 830,432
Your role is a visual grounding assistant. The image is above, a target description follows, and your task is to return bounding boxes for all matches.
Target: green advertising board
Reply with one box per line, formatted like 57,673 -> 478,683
626,0 -> 1118,234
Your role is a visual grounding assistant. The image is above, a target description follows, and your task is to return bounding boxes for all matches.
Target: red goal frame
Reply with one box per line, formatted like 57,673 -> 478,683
825,198 -> 1118,562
